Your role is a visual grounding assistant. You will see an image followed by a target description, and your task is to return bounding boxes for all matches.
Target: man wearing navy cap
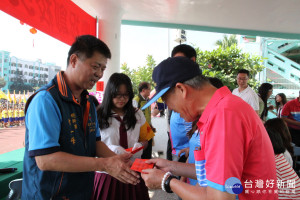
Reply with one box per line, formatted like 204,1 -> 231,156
141,57 -> 277,200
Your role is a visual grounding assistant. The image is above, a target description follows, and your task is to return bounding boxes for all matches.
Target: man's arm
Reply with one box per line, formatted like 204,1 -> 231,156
281,116 -> 300,127
170,179 -> 235,200
35,151 -> 100,172
145,158 -> 196,179
35,150 -> 139,184
142,168 -> 235,200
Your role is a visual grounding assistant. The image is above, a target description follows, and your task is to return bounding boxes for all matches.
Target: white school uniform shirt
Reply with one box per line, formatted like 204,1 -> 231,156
232,85 -> 259,111
100,109 -> 146,154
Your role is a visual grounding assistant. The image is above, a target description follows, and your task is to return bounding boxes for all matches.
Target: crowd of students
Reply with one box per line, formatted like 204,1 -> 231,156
0,104 -> 25,128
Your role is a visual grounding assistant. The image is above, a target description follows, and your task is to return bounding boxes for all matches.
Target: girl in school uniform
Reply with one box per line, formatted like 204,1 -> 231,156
92,73 -> 153,200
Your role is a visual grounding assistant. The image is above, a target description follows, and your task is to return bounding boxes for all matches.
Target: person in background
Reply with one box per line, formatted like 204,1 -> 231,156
22,35 -> 139,199
265,121 -> 300,199
14,105 -> 19,126
156,97 -> 167,117
275,93 -> 287,118
8,106 -> 13,127
133,81 -> 157,159
141,57 -> 277,200
281,90 -> 300,146
167,44 -> 197,165
258,83 -> 274,122
265,118 -> 294,167
93,73 -> 152,200
2,106 -> 8,128
232,69 -> 260,114
19,105 -> 25,125
0,105 -> 2,128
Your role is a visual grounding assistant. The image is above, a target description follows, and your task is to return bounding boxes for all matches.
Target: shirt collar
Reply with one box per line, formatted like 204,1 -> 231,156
139,93 -> 148,101
238,85 -> 250,93
54,71 -> 89,104
197,86 -> 231,127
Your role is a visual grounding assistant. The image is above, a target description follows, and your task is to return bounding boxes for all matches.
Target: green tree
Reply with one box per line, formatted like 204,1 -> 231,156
9,70 -> 34,92
0,77 -> 6,88
215,35 -> 238,49
196,45 -> 265,90
121,55 -> 156,95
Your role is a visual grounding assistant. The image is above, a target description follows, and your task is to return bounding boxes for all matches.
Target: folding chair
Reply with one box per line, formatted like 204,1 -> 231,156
6,178 -> 22,200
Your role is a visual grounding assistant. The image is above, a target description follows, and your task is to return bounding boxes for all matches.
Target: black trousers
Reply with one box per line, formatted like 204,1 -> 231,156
141,138 -> 153,159
166,131 -> 173,161
290,127 -> 300,147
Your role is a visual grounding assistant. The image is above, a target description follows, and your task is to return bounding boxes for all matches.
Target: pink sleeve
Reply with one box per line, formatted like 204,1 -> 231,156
204,108 -> 246,189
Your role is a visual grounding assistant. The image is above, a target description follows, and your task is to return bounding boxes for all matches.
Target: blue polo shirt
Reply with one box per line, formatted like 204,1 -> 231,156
170,111 -> 191,156
22,72 -> 100,199
188,131 -> 200,186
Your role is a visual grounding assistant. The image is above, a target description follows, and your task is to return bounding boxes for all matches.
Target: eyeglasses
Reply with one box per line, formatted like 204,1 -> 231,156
237,78 -> 248,81
114,93 -> 129,99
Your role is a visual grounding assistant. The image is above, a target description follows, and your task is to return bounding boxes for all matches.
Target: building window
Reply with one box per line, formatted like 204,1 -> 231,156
18,64 -> 22,68
45,68 -> 48,71
24,72 -> 27,75
25,64 -> 28,68
29,65 -> 33,69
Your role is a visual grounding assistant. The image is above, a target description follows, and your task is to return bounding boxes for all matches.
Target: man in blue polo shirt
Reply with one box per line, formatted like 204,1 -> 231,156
22,35 -> 139,199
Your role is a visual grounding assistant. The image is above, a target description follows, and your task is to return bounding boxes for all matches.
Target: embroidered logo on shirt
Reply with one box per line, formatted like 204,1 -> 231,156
70,137 -> 76,145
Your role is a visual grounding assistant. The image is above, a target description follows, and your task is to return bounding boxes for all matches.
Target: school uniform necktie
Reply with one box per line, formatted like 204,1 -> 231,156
113,115 -> 128,149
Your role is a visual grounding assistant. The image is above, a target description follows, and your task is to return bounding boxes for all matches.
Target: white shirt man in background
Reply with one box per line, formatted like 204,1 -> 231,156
232,69 -> 259,114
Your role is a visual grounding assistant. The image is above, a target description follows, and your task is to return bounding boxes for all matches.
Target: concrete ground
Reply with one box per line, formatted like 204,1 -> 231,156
0,125 -> 25,154
149,116 -> 178,200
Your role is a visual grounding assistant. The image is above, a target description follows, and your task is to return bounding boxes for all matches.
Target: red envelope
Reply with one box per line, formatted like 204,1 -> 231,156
125,146 -> 144,154
130,159 -> 154,173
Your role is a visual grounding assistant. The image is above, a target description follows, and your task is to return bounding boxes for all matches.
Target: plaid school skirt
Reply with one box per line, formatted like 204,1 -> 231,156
92,172 -> 149,200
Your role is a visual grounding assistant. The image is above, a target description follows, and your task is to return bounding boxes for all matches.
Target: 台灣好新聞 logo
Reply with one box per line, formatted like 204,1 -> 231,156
225,177 -> 243,194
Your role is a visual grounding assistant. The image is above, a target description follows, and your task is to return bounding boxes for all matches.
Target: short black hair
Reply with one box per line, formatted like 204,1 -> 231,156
138,82 -> 150,93
237,69 -> 250,77
67,35 -> 111,66
171,44 -> 197,59
208,77 -> 224,89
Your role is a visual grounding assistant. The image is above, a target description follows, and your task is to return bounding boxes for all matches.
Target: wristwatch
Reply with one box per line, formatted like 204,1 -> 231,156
164,175 -> 177,193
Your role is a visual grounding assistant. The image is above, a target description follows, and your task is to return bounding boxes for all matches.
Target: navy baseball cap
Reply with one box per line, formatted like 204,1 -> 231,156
141,57 -> 202,110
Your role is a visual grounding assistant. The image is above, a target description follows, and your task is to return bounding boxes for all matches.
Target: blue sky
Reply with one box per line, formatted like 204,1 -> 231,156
0,10 -> 225,71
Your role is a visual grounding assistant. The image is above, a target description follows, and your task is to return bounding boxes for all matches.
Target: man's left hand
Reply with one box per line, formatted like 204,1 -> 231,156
141,168 -> 165,189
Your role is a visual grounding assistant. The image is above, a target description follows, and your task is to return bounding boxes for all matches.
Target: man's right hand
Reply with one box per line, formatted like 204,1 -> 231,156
101,153 -> 140,185
145,158 -> 174,173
